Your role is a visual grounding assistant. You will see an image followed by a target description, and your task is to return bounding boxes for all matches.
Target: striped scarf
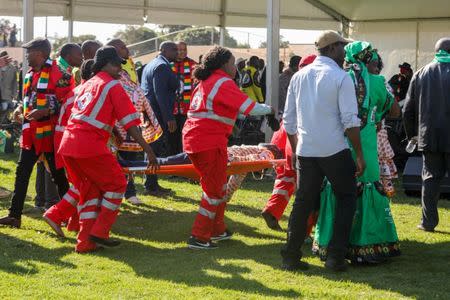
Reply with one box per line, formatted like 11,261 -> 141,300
172,60 -> 193,102
23,59 -> 53,138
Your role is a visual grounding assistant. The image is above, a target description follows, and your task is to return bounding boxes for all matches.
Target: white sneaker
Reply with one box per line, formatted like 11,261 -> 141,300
126,196 -> 143,205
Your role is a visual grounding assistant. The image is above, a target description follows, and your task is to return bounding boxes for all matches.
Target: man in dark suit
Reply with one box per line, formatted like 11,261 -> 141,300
141,41 -> 179,195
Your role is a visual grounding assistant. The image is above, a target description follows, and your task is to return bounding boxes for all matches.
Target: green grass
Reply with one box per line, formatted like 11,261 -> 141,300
0,152 -> 449,299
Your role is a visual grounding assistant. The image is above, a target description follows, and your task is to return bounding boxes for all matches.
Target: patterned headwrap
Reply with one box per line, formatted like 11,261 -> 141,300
345,41 -> 373,127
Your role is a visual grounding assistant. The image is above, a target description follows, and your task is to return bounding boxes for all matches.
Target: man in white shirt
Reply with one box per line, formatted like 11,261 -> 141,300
281,31 -> 365,272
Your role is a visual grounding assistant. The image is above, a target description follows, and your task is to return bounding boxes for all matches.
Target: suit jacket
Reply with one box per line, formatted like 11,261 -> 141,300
141,55 -> 179,128
403,61 -> 450,152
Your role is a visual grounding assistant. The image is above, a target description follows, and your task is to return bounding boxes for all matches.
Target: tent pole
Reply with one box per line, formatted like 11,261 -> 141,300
266,0 -> 280,142
23,0 -> 34,78
415,21 -> 419,71
219,0 -> 227,46
68,0 -> 74,42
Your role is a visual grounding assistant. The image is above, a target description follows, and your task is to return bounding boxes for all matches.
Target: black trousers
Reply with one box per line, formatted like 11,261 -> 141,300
167,114 -> 187,156
118,151 -> 138,199
34,161 -> 60,208
145,133 -> 169,191
9,147 -> 69,218
421,151 -> 450,229
281,149 -> 357,262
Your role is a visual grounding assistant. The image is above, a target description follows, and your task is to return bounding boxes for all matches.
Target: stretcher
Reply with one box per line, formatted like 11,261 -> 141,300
121,159 -> 285,181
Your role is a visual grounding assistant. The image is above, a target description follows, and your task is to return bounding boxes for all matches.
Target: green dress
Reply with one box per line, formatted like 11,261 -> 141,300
313,66 -> 401,263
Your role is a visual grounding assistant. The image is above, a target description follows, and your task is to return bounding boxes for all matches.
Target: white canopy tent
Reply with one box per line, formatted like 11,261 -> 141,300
1,0 -> 449,135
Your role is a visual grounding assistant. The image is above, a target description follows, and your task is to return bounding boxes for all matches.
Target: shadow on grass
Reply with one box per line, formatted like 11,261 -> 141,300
303,239 -> 450,299
0,152 -> 18,163
115,201 -> 284,243
0,232 -> 75,275
93,239 -> 301,298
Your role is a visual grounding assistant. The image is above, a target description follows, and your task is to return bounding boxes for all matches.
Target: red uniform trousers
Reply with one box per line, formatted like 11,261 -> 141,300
189,148 -> 228,242
44,164 -> 80,232
263,123 -> 317,235
62,153 -> 126,252
263,123 -> 296,220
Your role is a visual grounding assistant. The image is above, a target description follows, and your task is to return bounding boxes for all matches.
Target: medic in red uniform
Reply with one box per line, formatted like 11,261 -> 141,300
58,47 -> 158,252
44,59 -> 96,237
183,47 -> 274,250
262,55 -> 318,233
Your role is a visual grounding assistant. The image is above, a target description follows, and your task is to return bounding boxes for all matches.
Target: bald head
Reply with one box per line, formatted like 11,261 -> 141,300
159,41 -> 178,62
106,38 -> 129,59
435,37 -> 450,53
81,40 -> 102,60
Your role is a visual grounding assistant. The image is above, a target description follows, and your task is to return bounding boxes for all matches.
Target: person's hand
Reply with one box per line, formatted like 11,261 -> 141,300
291,155 -> 297,171
25,109 -> 49,121
376,122 -> 382,132
167,120 -> 177,133
145,146 -> 160,173
0,56 -> 12,67
355,154 -> 366,177
112,126 -> 123,146
13,105 -> 23,123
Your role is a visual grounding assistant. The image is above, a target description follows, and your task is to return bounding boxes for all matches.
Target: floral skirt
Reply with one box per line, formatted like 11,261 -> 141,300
378,128 -> 398,197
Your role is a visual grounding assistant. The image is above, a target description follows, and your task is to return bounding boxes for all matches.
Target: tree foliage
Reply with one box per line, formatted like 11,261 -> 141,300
174,27 -> 238,48
259,35 -> 289,49
52,34 -> 97,52
158,25 -> 192,34
113,26 -> 157,45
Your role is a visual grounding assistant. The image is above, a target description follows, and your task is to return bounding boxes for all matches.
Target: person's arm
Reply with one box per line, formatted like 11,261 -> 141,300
287,133 -> 298,169
339,75 -> 365,176
127,126 -> 159,172
387,99 -> 401,118
153,65 -> 176,132
283,77 -> 298,138
247,103 -> 273,116
345,127 -> 365,176
110,84 -> 158,171
402,74 -> 417,140
283,77 -> 299,169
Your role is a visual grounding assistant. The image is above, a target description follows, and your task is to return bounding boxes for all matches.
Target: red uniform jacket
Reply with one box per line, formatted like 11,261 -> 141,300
182,69 -> 255,153
59,72 -> 140,158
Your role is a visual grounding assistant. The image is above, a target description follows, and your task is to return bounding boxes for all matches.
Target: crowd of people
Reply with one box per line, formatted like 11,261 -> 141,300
0,23 -> 18,47
0,30 -> 448,272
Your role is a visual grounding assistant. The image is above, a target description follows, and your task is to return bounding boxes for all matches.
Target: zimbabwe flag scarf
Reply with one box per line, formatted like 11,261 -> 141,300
23,59 -> 53,138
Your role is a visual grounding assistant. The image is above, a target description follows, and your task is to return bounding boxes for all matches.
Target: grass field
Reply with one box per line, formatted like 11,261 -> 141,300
0,152 -> 449,299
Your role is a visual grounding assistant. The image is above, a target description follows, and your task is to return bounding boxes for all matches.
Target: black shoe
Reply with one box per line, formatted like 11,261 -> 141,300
261,211 -> 283,231
0,216 -> 21,228
211,230 -> 233,242
417,224 -> 434,232
187,236 -> 218,250
325,257 -> 349,272
281,260 -> 309,271
89,235 -> 121,247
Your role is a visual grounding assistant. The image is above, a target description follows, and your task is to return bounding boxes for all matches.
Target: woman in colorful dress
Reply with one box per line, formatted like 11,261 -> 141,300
313,41 -> 401,264
366,51 -> 399,197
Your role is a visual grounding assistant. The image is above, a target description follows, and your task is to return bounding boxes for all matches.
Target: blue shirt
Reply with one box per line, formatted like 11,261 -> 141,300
283,55 -> 360,157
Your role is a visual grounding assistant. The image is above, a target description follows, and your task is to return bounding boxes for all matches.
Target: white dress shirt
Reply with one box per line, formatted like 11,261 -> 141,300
283,55 -> 360,157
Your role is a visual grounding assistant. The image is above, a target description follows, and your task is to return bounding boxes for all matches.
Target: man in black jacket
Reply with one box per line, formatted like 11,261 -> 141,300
403,37 -> 450,232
